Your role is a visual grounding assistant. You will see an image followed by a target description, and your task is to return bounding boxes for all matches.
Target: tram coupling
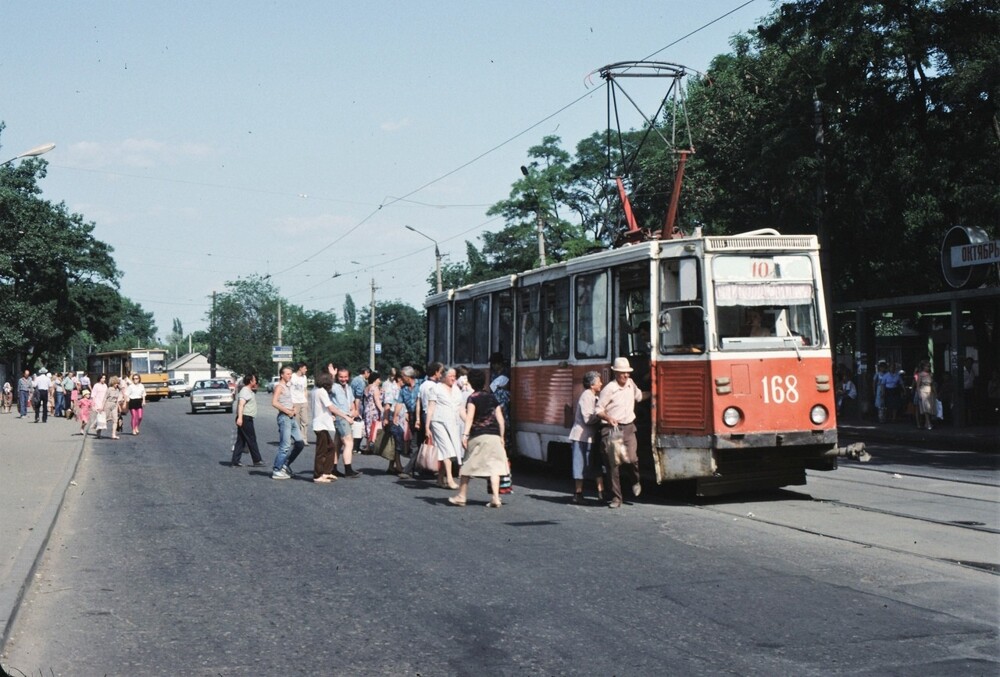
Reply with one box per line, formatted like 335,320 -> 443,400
823,442 -> 871,463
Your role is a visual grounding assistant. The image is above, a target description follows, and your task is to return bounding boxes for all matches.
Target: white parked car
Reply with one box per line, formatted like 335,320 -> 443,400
167,379 -> 190,398
190,379 -> 234,414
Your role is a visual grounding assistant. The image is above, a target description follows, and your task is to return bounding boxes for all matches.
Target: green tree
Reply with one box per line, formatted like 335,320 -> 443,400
342,294 -> 357,331
364,301 -> 426,372
0,128 -> 122,369
684,0 -> 999,301
94,297 -> 158,351
168,318 -> 184,346
477,135 -> 593,279
208,275 -> 279,378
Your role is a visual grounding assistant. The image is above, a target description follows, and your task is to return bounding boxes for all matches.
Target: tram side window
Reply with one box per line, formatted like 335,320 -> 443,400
494,290 -> 514,362
473,296 -> 491,364
575,271 -> 608,359
428,304 -> 450,363
541,278 -> 570,360
517,286 -> 540,361
659,258 -> 705,354
453,300 -> 474,364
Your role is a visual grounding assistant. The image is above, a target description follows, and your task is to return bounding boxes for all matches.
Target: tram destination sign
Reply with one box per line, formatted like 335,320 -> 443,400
950,239 -> 1000,267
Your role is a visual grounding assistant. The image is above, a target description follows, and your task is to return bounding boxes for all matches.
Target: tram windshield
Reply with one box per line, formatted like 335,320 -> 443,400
711,254 -> 821,350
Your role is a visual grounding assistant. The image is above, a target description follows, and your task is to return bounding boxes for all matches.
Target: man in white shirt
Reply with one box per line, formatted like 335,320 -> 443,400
33,368 -> 52,423
290,362 -> 311,445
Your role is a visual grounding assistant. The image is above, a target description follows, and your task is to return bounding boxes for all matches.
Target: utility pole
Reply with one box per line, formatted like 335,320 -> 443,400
209,291 -> 217,378
277,299 -> 283,373
369,278 -> 379,371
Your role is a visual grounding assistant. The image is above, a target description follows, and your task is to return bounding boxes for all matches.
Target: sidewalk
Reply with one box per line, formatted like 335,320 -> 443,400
0,407 -> 995,652
0,410 -> 85,648
838,419 -> 998,454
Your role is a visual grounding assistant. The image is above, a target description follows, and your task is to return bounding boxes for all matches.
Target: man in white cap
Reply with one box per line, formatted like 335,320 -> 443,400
596,357 -> 648,509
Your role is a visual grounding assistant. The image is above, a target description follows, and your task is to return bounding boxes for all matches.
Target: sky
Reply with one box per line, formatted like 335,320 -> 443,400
1,0 -> 771,341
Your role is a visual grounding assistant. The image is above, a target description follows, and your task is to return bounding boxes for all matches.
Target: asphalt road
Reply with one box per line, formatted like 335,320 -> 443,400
4,396 -> 998,675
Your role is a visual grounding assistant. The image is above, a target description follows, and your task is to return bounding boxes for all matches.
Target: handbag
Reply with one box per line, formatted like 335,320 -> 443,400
607,426 -> 629,466
416,442 -> 439,473
374,428 -> 396,461
95,411 -> 108,430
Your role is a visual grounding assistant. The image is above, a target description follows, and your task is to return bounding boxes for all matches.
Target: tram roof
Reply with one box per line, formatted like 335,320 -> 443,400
423,229 -> 820,306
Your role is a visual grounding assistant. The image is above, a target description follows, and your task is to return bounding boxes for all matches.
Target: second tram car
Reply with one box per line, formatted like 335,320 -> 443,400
426,228 -> 858,496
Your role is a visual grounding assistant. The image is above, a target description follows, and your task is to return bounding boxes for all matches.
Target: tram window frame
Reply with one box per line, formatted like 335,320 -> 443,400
453,299 -> 474,364
575,271 -> 608,359
540,278 -> 570,360
517,285 -> 541,361
658,258 -> 706,354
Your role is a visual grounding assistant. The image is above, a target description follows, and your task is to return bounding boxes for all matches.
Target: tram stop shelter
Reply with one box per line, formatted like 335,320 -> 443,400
833,286 -> 999,428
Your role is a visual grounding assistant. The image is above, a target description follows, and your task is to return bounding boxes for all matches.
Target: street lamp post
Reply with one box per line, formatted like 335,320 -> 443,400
405,225 -> 443,293
520,165 -> 547,267
1,142 -> 56,167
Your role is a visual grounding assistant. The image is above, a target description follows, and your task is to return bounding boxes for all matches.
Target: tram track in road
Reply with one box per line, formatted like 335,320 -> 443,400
691,498 -> 1000,575
683,471 -> 1000,576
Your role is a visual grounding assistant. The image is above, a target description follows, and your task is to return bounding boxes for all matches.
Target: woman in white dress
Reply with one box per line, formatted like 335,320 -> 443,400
425,367 -> 464,489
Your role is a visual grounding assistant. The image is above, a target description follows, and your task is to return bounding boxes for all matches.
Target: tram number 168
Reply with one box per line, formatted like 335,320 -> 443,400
761,375 -> 799,404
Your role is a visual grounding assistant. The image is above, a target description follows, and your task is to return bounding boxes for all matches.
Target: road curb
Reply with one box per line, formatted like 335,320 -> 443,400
1,434 -> 86,652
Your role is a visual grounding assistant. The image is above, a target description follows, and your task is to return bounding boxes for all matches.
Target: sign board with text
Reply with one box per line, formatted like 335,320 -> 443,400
272,345 -> 293,362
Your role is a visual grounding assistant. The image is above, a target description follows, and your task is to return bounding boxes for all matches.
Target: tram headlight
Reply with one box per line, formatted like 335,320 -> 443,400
722,407 -> 742,427
810,405 -> 829,425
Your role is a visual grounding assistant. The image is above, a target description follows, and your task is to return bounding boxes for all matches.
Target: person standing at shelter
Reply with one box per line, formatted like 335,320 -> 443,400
2,381 -> 12,413
963,357 -> 977,424
17,369 -> 32,418
290,362 -> 311,446
33,368 -> 52,423
596,358 -> 648,509
914,361 -> 937,431
231,373 -> 264,468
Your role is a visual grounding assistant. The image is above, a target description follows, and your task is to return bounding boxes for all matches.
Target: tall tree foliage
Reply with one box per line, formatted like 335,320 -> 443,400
209,275 -> 280,379
684,0 -> 999,301
0,128 -> 122,369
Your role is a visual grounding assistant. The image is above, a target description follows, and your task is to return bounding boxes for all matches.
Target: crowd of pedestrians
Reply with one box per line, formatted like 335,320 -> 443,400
1,368 -> 147,436
228,353 -> 657,511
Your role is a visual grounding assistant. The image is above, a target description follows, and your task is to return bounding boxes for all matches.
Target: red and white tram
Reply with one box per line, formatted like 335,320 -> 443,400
426,228 -> 859,495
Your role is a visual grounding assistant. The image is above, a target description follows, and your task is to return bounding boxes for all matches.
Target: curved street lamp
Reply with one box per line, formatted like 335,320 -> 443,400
2,142 -> 56,167
405,225 -> 443,293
